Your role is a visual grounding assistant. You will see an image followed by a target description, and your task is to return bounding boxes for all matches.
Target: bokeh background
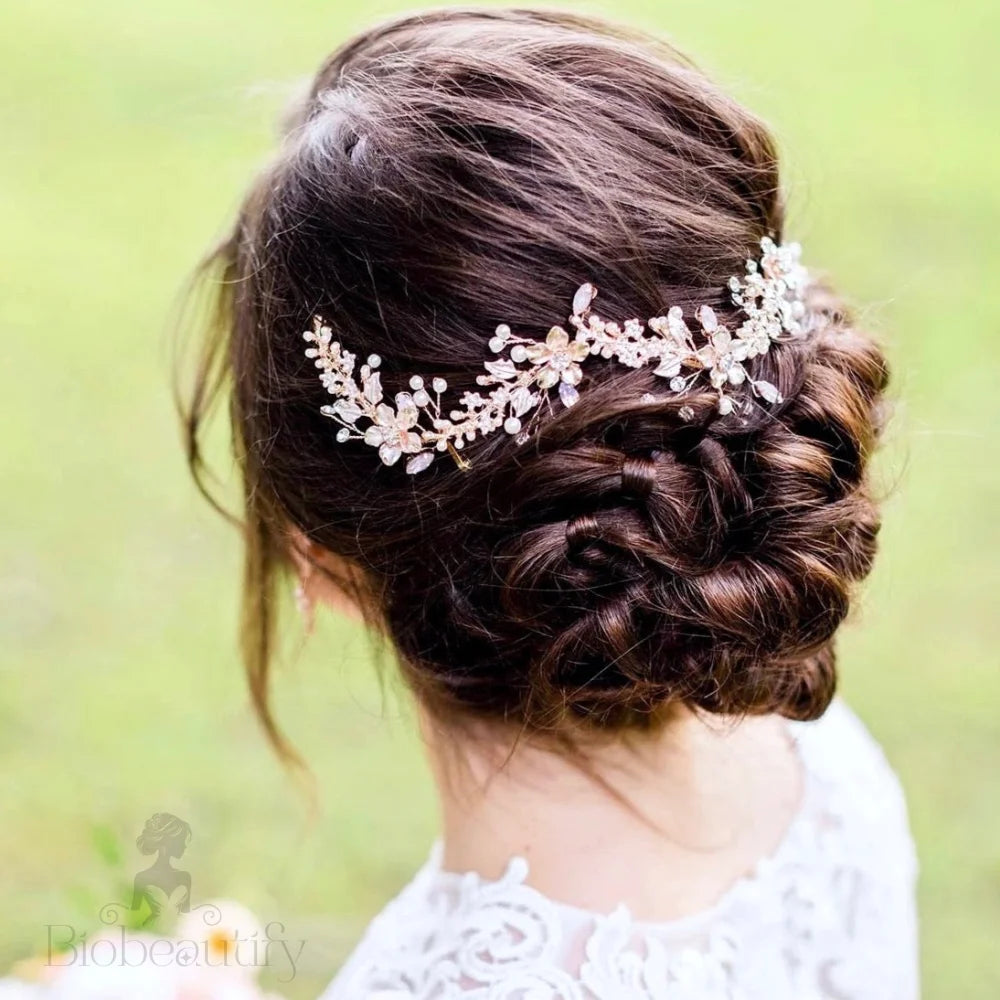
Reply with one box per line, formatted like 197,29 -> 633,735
2,0 -> 998,996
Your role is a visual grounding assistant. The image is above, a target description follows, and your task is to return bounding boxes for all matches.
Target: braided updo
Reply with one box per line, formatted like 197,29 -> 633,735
182,8 -> 889,747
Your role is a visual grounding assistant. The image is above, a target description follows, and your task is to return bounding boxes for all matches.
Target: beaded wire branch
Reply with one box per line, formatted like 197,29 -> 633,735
303,237 -> 810,474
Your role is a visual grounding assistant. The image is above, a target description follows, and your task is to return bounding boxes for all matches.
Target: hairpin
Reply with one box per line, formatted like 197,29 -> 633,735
303,237 -> 809,474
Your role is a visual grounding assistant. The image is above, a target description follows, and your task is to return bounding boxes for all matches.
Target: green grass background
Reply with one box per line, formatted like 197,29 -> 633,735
1,0 -> 998,995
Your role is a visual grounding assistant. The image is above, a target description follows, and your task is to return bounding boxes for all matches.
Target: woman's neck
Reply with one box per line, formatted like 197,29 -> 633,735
421,706 -> 804,922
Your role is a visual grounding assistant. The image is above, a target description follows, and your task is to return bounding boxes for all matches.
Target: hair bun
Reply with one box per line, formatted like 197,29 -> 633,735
474,308 -> 888,729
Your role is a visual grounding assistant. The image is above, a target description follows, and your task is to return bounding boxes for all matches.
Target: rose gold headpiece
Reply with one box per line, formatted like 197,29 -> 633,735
303,237 -> 809,473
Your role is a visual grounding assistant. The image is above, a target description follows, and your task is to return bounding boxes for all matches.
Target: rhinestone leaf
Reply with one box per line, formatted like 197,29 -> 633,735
654,356 -> 682,378
333,399 -> 363,422
484,359 -> 517,380
510,386 -> 534,416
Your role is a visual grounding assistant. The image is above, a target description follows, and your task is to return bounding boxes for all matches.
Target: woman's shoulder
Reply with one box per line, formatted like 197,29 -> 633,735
792,697 -> 913,826
787,697 -> 919,902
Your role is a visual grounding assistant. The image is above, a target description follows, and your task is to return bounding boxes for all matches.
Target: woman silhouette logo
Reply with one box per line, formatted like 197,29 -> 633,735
131,813 -> 192,926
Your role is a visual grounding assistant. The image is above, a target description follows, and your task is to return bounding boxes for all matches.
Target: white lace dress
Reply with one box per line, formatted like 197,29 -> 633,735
322,700 -> 919,999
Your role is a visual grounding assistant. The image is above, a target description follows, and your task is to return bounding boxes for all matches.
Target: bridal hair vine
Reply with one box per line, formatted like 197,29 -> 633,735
303,237 -> 810,474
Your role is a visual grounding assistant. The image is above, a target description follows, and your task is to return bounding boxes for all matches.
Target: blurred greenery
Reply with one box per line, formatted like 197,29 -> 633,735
1,0 -> 998,996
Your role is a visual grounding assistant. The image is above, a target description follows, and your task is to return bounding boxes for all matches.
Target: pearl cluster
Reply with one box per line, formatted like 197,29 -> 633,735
303,237 -> 810,474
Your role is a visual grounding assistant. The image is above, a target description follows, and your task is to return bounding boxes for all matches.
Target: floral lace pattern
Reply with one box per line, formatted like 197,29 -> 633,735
323,702 -> 919,1000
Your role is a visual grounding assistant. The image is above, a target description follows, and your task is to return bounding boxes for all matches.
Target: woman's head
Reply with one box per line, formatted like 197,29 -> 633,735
182,8 -> 888,749
137,813 -> 192,858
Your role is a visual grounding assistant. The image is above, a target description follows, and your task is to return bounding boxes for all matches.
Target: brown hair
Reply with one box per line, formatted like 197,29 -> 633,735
180,8 -> 889,751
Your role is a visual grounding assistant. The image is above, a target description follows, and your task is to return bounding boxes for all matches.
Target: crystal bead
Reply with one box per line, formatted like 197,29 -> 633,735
432,377 -> 447,393
367,354 -> 381,368
379,444 -> 401,466
558,382 -> 579,408
753,380 -> 782,404
405,452 -> 434,475
678,405 -> 695,421
409,375 -> 424,390
335,428 -> 350,442
572,283 -> 596,315
697,305 -> 718,332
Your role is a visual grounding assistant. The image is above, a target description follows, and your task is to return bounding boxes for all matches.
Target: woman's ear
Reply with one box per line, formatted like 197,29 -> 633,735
287,527 -> 367,625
